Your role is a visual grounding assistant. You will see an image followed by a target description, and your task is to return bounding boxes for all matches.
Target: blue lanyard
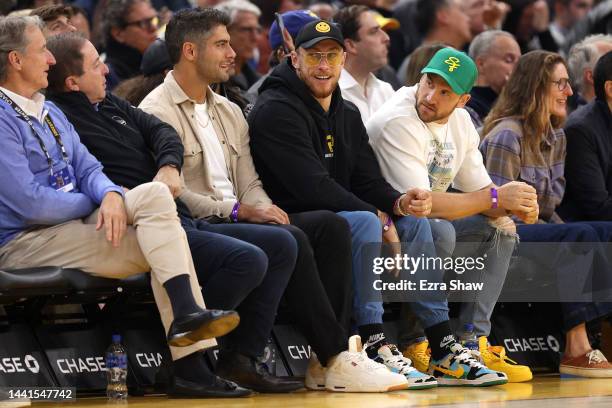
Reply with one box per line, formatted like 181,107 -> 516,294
0,89 -> 69,176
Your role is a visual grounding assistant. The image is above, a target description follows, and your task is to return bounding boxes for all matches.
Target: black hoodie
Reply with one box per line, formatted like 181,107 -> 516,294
248,60 -> 401,215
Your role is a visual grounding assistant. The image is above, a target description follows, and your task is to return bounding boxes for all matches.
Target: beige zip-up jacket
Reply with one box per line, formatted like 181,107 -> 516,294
139,72 -> 272,220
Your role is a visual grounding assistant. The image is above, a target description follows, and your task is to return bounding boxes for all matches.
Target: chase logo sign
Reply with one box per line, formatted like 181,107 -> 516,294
503,335 -> 560,353
0,355 -> 40,374
445,57 -> 461,72
316,22 -> 331,33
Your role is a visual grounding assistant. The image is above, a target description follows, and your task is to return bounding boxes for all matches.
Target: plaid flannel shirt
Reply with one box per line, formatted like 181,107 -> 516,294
480,118 -> 566,223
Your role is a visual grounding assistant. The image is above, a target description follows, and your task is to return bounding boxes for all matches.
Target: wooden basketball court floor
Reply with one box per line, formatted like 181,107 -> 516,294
13,375 -> 610,408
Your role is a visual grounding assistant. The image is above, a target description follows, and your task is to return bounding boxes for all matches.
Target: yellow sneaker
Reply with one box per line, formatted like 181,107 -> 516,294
479,336 -> 533,382
402,340 -> 430,373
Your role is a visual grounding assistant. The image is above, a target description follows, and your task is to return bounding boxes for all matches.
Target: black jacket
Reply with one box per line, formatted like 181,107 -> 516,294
467,86 -> 498,124
48,91 -> 183,190
105,38 -> 143,90
559,99 -> 612,221
248,60 -> 401,215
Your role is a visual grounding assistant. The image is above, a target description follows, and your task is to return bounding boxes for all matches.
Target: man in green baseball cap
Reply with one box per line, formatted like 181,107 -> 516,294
421,47 -> 478,96
366,46 -> 538,385
415,47 -> 478,123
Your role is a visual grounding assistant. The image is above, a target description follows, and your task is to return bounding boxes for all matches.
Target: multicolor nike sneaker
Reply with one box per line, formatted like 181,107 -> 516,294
428,342 -> 508,386
375,344 -> 437,389
479,336 -> 533,382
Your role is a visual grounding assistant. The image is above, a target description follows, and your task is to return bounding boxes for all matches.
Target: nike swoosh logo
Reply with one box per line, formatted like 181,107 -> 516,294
432,365 -> 464,378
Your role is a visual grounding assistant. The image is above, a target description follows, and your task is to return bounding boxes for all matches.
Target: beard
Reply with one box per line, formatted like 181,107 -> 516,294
296,67 -> 338,100
415,99 -> 459,123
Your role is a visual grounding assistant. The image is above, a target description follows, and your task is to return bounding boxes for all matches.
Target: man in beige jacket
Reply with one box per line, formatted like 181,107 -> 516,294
140,8 -> 410,393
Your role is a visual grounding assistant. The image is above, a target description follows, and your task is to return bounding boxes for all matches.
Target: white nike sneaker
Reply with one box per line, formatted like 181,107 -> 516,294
325,335 -> 409,392
305,352 -> 326,390
375,344 -> 438,389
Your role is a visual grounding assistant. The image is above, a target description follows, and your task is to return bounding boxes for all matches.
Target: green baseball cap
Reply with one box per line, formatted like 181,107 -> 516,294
421,47 -> 478,95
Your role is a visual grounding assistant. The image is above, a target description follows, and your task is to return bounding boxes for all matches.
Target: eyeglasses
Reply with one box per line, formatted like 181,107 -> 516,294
124,15 -> 159,30
303,51 -> 343,67
233,25 -> 262,35
551,78 -> 571,91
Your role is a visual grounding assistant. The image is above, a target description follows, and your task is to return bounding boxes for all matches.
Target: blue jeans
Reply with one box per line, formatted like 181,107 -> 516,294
395,216 -> 450,329
517,221 -> 612,331
337,211 -> 446,327
398,215 -> 516,345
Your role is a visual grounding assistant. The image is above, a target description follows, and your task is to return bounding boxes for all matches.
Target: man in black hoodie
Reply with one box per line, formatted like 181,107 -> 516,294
45,32 -> 303,396
249,20 -> 477,387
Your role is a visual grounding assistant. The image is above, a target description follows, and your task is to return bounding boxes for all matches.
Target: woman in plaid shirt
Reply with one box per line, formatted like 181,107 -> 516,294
480,50 -> 612,378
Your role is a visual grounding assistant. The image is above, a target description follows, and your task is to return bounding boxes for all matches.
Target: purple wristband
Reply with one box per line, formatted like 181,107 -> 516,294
231,202 -> 240,222
490,187 -> 499,209
383,216 -> 392,231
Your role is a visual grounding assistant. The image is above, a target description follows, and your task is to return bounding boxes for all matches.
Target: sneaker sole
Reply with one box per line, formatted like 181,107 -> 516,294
560,366 -> 612,378
436,378 -> 508,387
325,377 -> 409,393
305,380 -> 326,391
406,382 -> 438,390
168,313 -> 240,347
505,372 -> 533,382
485,363 -> 533,382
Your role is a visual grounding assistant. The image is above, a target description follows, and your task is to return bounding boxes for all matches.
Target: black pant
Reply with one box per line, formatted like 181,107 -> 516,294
183,210 -> 350,365
282,210 -> 352,364
182,215 -> 296,358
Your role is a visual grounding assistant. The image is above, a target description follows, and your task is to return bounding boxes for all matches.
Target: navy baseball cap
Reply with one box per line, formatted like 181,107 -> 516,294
269,10 -> 319,50
295,20 -> 344,50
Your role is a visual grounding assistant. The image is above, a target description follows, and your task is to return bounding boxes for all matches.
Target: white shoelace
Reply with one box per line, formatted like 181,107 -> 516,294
587,349 -> 608,365
365,342 -> 415,374
385,345 -> 414,372
455,347 -> 487,369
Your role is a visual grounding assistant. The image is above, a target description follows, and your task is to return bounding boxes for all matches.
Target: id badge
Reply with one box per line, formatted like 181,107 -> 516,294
49,167 -> 74,192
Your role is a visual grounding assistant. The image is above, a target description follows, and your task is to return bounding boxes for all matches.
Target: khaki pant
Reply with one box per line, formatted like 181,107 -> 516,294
0,182 -> 216,359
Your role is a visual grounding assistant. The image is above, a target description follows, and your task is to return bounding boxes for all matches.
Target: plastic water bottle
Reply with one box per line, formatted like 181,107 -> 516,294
458,323 -> 479,351
268,338 -> 277,375
106,334 -> 128,400
258,338 -> 276,375
458,323 -> 483,362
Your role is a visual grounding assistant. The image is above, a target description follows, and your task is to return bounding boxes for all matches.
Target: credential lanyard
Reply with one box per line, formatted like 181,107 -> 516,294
0,89 -> 69,176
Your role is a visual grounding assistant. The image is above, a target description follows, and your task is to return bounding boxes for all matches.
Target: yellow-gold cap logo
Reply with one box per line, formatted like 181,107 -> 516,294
316,22 -> 331,33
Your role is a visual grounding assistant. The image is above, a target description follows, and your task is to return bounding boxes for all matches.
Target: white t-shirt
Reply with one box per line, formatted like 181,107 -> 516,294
193,101 -> 236,201
339,69 -> 395,124
366,85 -> 492,193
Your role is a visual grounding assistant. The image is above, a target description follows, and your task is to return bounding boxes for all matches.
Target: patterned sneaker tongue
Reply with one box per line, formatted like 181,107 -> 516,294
449,342 -> 464,355
379,344 -> 406,360
377,345 -> 414,375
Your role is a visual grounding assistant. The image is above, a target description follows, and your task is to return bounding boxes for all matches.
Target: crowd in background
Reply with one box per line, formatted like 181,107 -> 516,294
1,0 -> 612,398
2,1 -> 610,101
